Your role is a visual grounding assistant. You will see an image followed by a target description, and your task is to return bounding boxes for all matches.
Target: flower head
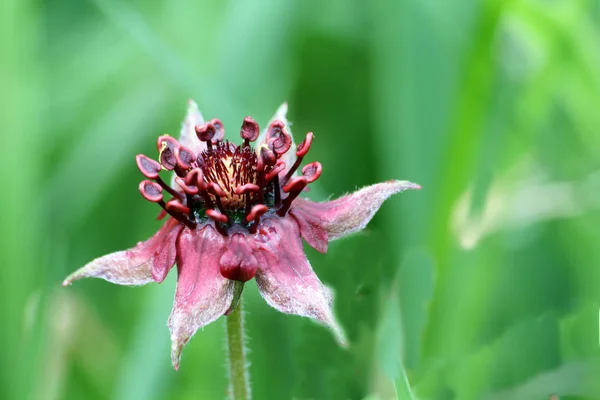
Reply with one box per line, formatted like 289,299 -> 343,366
63,100 -> 420,369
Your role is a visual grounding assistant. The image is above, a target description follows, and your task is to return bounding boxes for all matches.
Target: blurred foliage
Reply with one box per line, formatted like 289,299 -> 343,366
2,0 -> 600,399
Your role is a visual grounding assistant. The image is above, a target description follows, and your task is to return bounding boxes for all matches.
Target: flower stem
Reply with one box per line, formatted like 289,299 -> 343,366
226,295 -> 250,400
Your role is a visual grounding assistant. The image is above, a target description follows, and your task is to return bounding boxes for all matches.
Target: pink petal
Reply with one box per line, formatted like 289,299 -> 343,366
151,219 -> 184,283
178,99 -> 206,155
256,102 -> 298,178
252,217 -> 346,346
172,99 -> 206,190
292,180 -> 420,241
288,208 -> 328,253
168,225 -> 236,369
62,219 -> 182,286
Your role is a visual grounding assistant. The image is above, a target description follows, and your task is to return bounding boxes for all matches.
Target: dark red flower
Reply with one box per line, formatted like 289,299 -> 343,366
63,100 -> 420,369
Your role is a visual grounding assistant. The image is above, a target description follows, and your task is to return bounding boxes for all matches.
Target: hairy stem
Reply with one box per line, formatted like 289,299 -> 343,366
226,295 -> 250,400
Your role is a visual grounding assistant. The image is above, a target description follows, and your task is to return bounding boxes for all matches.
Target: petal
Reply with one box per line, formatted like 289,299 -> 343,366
172,100 -> 206,190
178,99 -> 206,155
288,208 -> 328,253
151,219 -> 184,283
257,102 -> 298,178
168,225 -> 236,370
292,180 -> 421,241
252,217 -> 346,346
62,219 -> 182,286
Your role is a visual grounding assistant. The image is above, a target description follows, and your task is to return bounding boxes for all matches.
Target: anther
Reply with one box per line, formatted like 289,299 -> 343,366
136,154 -> 161,179
246,204 -> 268,223
166,199 -> 190,214
206,209 -> 228,224
174,176 -> 198,195
265,160 -> 285,182
266,120 -> 292,156
175,145 -> 196,170
185,168 -> 207,191
282,176 -> 308,194
154,176 -> 184,200
157,135 -> 179,171
210,118 -> 225,142
257,146 -> 276,171
247,204 -> 269,234
240,116 -> 259,146
282,132 -> 314,185
207,182 -> 227,198
195,123 -> 216,150
278,176 -> 308,216
235,183 -> 260,195
301,161 -> 322,183
139,180 -> 163,203
296,132 -> 314,157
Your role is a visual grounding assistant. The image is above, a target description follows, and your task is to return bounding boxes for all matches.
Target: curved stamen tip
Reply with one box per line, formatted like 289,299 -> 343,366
246,204 -> 268,222
209,118 -> 225,142
185,168 -> 207,190
166,199 -> 190,214
302,161 -> 322,183
265,160 -> 285,181
235,183 -> 260,195
195,122 -> 216,142
207,182 -> 227,197
240,116 -> 259,142
136,154 -> 161,179
157,135 -> 179,171
296,132 -> 314,157
175,176 -> 199,195
175,145 -> 195,170
139,180 -> 163,202
282,176 -> 308,193
266,120 -> 292,155
206,209 -> 228,223
259,146 -> 276,169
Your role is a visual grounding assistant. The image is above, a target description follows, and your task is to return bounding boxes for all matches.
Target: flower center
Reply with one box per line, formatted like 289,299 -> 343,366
199,142 -> 258,209
136,115 -> 321,236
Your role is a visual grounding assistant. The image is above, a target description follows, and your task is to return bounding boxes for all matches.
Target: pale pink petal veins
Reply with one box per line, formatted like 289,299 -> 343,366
256,102 -> 298,177
288,208 -> 328,253
252,217 -> 346,346
168,225 -> 236,369
62,218 -> 182,286
292,180 -> 421,241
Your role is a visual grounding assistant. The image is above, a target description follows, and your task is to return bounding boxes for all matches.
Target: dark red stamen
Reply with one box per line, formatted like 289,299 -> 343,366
278,176 -> 308,216
210,118 -> 225,142
175,145 -> 195,170
265,160 -> 285,182
139,115 -> 321,232
166,199 -> 190,214
136,154 -> 161,179
139,180 -> 163,203
195,123 -> 216,150
282,131 -> 314,185
235,183 -> 260,195
174,176 -> 198,195
266,121 -> 292,156
302,161 -> 322,183
240,117 -> 259,146
157,135 -> 179,171
206,208 -> 228,224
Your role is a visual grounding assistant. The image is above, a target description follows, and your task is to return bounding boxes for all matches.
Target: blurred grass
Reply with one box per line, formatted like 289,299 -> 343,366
2,0 -> 600,399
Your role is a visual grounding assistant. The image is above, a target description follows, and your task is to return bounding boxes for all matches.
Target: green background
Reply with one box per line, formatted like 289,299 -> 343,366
2,0 -> 600,399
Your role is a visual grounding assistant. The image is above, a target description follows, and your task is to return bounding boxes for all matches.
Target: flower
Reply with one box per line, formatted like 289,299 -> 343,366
63,100 -> 420,369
